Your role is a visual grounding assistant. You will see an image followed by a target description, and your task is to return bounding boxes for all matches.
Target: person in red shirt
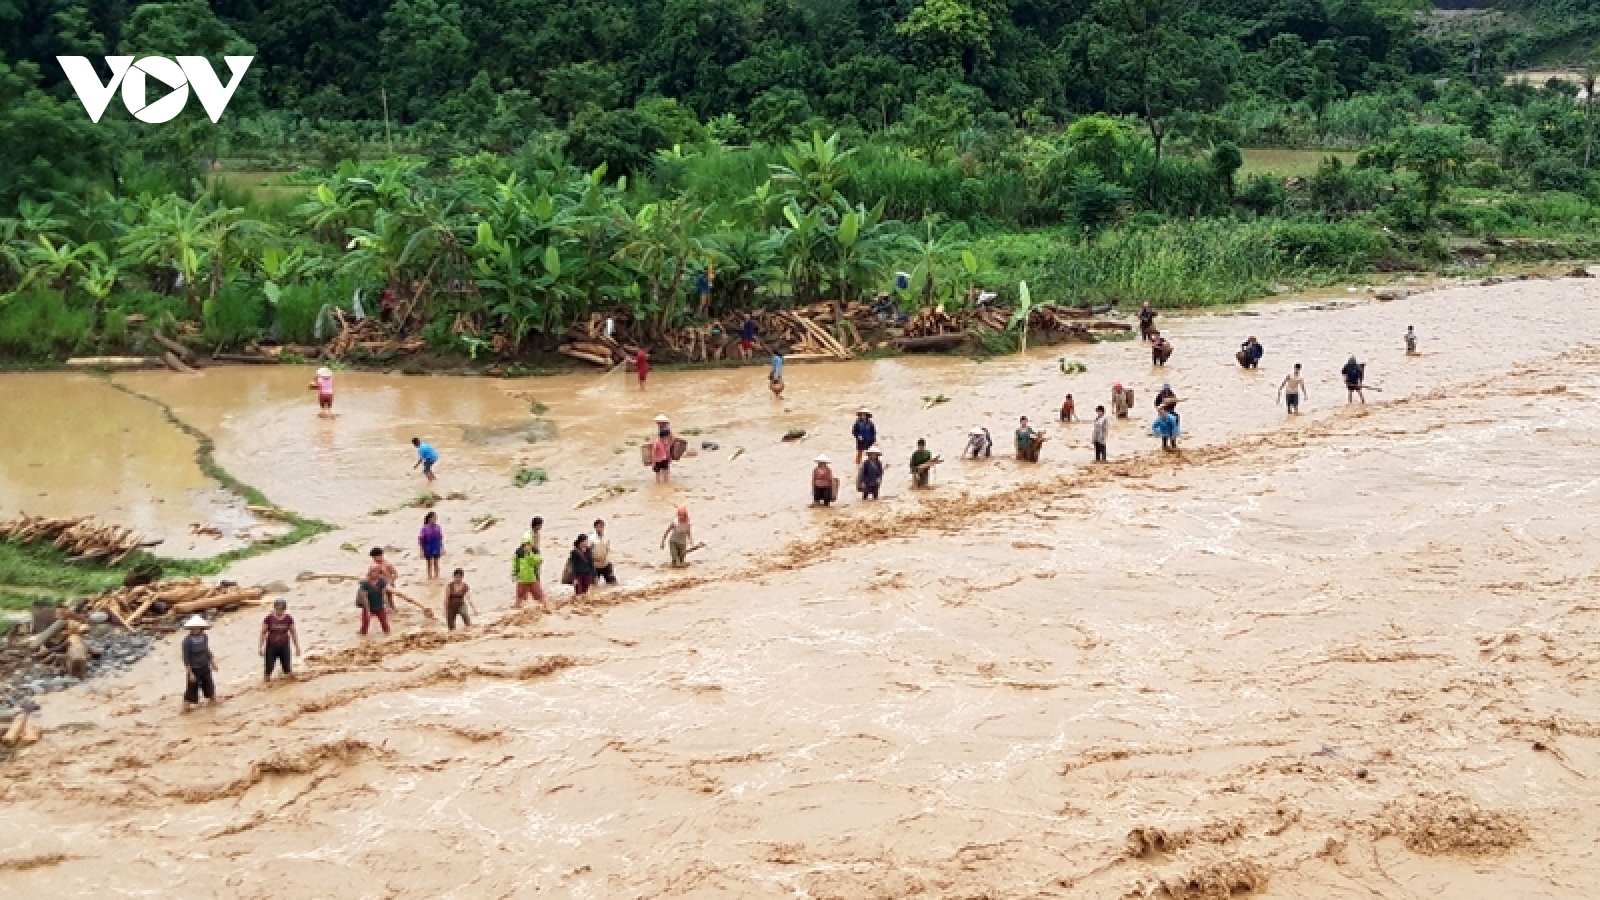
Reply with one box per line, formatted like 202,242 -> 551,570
259,598 -> 300,682
636,348 -> 650,390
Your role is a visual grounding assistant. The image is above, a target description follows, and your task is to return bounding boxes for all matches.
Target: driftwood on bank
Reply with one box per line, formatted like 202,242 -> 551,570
0,514 -> 155,566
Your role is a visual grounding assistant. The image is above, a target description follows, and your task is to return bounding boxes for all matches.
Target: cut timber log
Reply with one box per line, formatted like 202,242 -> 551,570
152,332 -> 199,365
162,351 -> 197,374
171,588 -> 265,615
66,357 -> 157,368
211,353 -> 280,364
25,620 -> 65,649
2,712 -> 27,746
558,346 -> 614,366
893,334 -> 967,352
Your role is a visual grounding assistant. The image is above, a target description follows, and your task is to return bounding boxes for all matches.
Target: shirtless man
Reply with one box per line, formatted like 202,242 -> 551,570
1277,363 -> 1306,414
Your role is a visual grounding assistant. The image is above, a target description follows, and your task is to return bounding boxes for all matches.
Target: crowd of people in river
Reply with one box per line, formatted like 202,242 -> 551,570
174,307 -> 1419,710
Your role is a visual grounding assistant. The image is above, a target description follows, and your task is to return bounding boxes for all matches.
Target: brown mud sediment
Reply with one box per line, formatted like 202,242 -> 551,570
3,278 -> 1600,896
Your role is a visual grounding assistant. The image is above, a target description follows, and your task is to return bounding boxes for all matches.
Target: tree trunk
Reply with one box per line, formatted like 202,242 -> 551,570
1585,72 -> 1597,169
1147,118 -> 1165,208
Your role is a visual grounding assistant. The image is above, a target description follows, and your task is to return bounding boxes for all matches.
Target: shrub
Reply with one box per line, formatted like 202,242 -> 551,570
1271,222 -> 1391,270
203,283 -> 269,347
0,289 -> 94,358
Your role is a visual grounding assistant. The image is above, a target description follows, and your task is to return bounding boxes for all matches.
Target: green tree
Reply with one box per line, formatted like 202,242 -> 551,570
1396,125 -> 1469,221
896,0 -> 994,73
1077,0 -> 1234,206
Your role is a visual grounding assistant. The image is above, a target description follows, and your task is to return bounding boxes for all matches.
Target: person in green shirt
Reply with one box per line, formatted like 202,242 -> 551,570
910,438 -> 933,488
1015,416 -> 1037,460
357,569 -> 391,636
513,533 -> 546,611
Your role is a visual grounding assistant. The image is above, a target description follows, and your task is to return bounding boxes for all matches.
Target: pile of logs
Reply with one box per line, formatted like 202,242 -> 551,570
78,578 -> 267,630
558,314 -> 630,366
0,514 -> 156,565
324,310 -> 425,359
902,304 -> 1133,342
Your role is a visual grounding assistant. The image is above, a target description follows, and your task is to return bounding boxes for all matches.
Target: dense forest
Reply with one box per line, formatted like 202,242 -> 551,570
1,0 -> 1598,360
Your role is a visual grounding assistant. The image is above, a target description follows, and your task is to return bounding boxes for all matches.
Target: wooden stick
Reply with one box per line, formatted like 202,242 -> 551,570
2,712 -> 26,746
172,588 -> 266,615
389,590 -> 437,620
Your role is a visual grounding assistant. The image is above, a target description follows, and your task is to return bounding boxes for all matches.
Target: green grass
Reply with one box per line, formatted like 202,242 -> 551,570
0,380 -> 340,599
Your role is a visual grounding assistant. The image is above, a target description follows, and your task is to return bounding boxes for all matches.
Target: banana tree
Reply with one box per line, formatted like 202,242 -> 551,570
826,197 -> 899,327
905,218 -> 967,308
615,198 -> 707,335
1010,280 -> 1035,354
769,132 -> 857,212
10,235 -> 107,299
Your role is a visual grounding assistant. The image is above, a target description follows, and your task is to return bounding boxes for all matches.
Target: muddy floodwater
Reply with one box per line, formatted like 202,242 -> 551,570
4,275 -> 1600,897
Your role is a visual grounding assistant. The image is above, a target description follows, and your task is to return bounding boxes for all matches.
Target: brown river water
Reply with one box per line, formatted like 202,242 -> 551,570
3,275 -> 1600,897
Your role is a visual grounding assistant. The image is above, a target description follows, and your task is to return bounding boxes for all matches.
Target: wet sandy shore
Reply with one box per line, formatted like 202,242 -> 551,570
3,277 -> 1600,897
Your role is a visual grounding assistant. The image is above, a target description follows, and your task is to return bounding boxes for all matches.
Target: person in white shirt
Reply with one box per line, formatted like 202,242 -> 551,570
1091,405 -> 1109,462
591,519 -> 616,585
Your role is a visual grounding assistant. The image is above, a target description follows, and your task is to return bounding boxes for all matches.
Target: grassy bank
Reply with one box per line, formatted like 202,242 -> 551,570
0,381 -> 334,607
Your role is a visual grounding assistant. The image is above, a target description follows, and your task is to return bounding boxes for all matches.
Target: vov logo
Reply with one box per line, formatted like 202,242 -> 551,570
57,56 -> 253,124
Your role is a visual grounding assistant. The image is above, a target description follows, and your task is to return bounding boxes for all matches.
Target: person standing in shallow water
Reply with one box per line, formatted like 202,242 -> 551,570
661,507 -> 692,567
811,454 -> 836,506
859,446 -> 884,500
444,568 -> 476,630
851,408 -> 876,465
568,534 -> 597,596
419,512 -> 443,580
1138,302 -> 1156,341
1091,405 -> 1108,462
1278,363 -> 1306,414
412,437 -> 438,483
1342,355 -> 1366,404
635,348 -> 650,390
357,567 -> 391,636
180,615 -> 218,712
259,598 -> 299,683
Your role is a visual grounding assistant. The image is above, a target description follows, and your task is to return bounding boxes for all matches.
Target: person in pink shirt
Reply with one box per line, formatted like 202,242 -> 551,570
308,366 -> 334,416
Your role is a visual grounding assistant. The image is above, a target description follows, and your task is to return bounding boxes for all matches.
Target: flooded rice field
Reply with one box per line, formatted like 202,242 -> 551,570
3,274 -> 1600,897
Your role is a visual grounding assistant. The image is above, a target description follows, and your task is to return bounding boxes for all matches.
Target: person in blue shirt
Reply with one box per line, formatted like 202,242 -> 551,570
738,315 -> 757,361
1153,407 -> 1179,451
412,437 -> 439,482
859,446 -> 885,500
852,408 -> 877,465
769,352 -> 785,398
696,268 -> 712,317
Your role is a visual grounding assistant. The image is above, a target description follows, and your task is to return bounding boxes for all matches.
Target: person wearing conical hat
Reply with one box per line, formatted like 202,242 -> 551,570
811,454 -> 836,506
852,408 -> 877,465
309,366 -> 334,416
180,615 -> 218,712
964,426 -> 992,459
859,446 -> 885,500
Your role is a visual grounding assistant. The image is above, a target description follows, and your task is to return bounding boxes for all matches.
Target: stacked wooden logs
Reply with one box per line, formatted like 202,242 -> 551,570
324,310 -> 425,359
0,514 -> 154,565
558,315 -> 629,366
82,578 -> 267,629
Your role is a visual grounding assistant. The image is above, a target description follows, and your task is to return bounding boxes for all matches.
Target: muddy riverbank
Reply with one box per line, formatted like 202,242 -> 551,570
2,275 -> 1600,896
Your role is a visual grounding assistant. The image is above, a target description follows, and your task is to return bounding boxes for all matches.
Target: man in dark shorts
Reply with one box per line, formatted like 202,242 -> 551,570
181,615 -> 218,711
259,598 -> 300,682
1138,302 -> 1156,341
1342,355 -> 1366,404
1278,363 -> 1306,414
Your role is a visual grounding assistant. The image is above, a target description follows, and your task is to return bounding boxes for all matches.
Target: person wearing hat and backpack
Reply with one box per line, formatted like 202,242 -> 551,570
811,455 -> 836,506
851,408 -> 877,465
180,615 -> 219,712
308,366 -> 335,416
